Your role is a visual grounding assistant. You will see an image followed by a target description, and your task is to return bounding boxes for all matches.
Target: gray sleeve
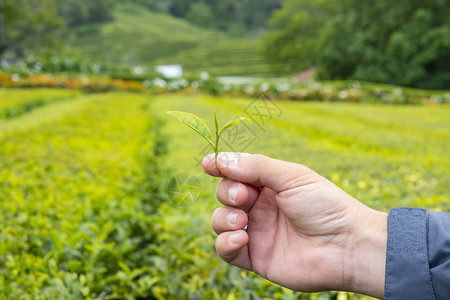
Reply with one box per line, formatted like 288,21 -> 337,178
384,207 -> 450,300
427,211 -> 450,300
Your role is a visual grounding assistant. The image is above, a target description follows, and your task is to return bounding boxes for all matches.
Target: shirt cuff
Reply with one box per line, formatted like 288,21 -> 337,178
384,207 -> 435,300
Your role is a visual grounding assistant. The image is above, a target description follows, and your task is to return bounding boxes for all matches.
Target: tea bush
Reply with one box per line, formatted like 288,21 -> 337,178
0,88 -> 448,299
0,92 -> 166,299
0,88 -> 81,119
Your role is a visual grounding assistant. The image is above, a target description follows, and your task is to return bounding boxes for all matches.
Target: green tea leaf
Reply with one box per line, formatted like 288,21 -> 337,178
218,117 -> 251,137
213,109 -> 219,135
167,111 -> 215,149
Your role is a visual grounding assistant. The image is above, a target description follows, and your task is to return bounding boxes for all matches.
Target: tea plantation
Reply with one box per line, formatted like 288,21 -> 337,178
68,4 -> 278,77
1,88 -> 449,299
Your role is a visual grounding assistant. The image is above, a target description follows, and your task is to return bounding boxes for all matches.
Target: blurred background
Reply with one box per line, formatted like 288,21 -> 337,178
1,0 -> 449,88
0,0 -> 449,299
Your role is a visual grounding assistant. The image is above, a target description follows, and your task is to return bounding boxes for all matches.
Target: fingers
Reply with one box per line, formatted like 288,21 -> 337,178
216,178 -> 260,212
211,205 -> 252,270
215,230 -> 251,270
210,180 -> 253,271
202,152 -> 318,193
211,207 -> 248,234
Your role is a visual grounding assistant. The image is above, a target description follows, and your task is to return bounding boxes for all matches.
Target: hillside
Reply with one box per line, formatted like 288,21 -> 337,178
66,4 -> 282,77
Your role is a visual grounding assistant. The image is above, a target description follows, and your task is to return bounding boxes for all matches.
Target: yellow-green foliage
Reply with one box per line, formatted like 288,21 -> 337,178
1,91 -> 160,299
191,96 -> 450,211
0,88 -> 81,119
0,88 -> 448,299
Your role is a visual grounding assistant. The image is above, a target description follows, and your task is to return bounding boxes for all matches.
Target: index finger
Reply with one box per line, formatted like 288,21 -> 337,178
202,152 -> 317,193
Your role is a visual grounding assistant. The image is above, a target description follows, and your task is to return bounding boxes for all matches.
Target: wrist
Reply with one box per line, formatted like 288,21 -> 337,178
349,208 -> 387,299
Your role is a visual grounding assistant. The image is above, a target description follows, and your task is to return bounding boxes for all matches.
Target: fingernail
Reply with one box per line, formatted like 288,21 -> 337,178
218,152 -> 239,168
227,211 -> 238,225
228,184 -> 240,204
229,233 -> 240,245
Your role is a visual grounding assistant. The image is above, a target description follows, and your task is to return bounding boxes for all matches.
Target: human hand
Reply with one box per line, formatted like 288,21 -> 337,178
203,153 -> 387,299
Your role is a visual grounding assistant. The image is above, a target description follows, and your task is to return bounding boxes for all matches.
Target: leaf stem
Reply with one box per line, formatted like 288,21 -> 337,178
213,109 -> 219,158
215,130 -> 219,158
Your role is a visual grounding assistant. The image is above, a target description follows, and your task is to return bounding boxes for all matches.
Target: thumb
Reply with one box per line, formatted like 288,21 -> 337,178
202,152 -> 319,193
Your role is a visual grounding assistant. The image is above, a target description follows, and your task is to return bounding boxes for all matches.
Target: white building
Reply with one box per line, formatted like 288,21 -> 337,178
156,65 -> 183,78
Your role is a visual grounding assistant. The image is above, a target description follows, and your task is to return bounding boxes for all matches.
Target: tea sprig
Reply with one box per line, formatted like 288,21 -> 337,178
167,110 -> 250,158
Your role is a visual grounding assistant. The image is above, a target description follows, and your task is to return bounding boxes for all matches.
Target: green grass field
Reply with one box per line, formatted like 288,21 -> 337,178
67,3 -> 280,77
1,88 -> 449,299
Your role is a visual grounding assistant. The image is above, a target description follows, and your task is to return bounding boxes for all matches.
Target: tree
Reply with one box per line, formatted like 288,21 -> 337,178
317,0 -> 450,89
169,0 -> 191,18
186,2 -> 215,28
128,0 -> 283,36
54,0 -> 114,28
263,0 -> 337,73
0,0 -> 63,58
